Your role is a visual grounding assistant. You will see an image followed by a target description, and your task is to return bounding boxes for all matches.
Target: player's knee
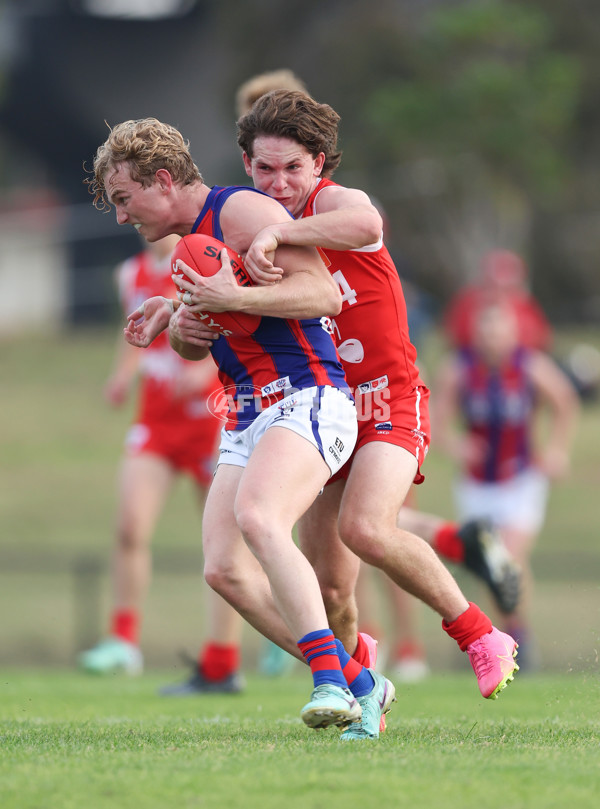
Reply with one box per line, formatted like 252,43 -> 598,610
234,502 -> 276,557
204,562 -> 238,602
319,578 -> 355,611
321,584 -> 356,621
115,523 -> 144,553
338,514 -> 386,567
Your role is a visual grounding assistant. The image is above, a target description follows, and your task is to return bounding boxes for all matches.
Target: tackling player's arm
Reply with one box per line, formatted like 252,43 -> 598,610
244,185 -> 383,280
220,190 -> 342,318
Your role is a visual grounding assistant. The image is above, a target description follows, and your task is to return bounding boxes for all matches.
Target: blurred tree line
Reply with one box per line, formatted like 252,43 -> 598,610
1,0 -> 599,323
223,0 -> 600,322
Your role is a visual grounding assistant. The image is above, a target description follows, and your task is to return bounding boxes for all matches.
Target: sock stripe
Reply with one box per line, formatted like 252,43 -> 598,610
297,629 -> 347,689
300,640 -> 338,663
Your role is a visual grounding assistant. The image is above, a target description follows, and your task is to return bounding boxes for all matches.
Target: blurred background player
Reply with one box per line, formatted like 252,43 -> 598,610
433,301 -> 579,669
443,249 -> 553,352
235,69 -> 308,120
78,235 -> 244,693
356,247 -> 554,679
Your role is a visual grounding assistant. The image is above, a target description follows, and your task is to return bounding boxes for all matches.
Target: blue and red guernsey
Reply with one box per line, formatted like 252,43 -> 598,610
191,186 -> 350,430
458,347 -> 535,482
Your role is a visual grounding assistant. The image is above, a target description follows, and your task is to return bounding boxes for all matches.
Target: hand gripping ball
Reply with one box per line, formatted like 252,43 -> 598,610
171,233 -> 261,338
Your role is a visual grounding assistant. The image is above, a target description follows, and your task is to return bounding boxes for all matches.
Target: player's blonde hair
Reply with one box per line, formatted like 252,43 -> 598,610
86,118 -> 202,210
237,89 -> 342,178
235,69 -> 307,117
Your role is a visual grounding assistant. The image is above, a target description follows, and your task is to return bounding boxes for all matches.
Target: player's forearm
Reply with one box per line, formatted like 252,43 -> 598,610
277,207 -> 382,251
548,399 -> 579,455
237,271 -> 341,319
169,328 -> 210,361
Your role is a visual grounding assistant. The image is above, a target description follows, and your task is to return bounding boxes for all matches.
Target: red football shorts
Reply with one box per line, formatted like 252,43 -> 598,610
125,414 -> 221,487
329,384 -> 430,485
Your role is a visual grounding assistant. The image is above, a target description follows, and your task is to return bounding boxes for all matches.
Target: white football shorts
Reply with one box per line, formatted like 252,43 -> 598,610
454,467 -> 549,534
217,385 -> 357,477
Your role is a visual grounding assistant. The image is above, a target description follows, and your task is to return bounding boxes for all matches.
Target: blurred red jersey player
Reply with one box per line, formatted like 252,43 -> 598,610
443,250 -> 552,352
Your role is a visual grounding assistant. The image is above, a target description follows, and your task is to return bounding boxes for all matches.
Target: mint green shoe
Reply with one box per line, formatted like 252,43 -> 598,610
258,640 -> 297,677
340,670 -> 396,740
301,684 -> 362,730
78,637 -> 143,675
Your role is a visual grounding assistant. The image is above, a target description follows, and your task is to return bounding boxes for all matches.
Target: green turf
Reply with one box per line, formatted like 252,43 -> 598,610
1,328 -> 600,671
1,330 -> 600,805
1,670 -> 599,809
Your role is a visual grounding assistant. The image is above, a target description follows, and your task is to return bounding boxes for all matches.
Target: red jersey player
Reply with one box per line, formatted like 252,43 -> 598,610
443,249 -> 553,352
171,91 -> 521,740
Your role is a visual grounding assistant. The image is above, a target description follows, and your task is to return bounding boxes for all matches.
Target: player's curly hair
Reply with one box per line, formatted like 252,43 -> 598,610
237,90 -> 342,178
85,118 -> 202,210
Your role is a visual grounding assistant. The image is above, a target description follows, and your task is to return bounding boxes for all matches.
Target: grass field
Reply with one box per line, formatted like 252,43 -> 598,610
1,327 -> 599,671
1,670 -> 599,809
1,328 -> 600,807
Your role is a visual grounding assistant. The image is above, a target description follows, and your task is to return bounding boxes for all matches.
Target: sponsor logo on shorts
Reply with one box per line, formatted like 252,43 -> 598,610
328,436 -> 346,465
273,396 -> 298,422
278,395 -> 299,412
328,446 -> 341,463
411,428 -> 428,447
375,421 -> 393,432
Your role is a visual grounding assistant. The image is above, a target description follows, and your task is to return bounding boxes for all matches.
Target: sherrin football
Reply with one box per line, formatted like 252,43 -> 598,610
171,233 -> 261,338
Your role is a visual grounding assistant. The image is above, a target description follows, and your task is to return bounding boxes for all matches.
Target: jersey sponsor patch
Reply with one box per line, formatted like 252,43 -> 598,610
337,338 -> 364,364
261,376 -> 292,397
356,374 -> 389,395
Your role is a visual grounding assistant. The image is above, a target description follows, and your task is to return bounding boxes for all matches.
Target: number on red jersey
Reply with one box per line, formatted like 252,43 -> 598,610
332,269 -> 358,306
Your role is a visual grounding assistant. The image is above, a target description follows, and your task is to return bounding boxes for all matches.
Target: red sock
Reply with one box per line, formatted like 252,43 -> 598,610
351,633 -> 372,667
111,610 -> 139,645
200,642 -> 240,681
433,522 -> 465,563
442,602 -> 493,651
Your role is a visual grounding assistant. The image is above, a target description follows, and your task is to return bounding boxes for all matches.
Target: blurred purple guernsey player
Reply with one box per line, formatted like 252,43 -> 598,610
87,116 -> 396,734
